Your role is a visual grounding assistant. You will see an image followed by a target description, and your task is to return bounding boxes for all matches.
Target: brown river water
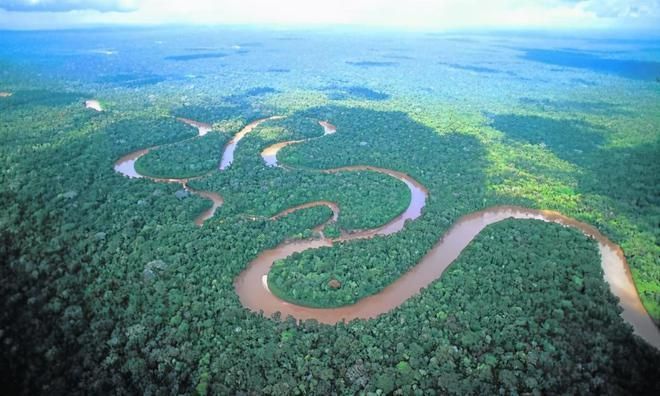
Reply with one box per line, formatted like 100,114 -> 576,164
114,115 -> 660,349
220,116 -> 283,169
114,117 -> 274,224
261,120 -> 336,167
84,99 -> 102,112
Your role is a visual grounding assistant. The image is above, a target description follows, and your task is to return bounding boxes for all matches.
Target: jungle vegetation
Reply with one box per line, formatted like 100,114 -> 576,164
1,28 -> 659,395
270,106 -> 660,320
135,131 -> 232,179
187,117 -> 412,231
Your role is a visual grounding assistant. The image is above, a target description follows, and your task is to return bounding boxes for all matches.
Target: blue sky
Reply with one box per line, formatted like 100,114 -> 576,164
0,0 -> 658,31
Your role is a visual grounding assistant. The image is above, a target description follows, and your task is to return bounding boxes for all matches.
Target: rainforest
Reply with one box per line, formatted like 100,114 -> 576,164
1,24 -> 659,395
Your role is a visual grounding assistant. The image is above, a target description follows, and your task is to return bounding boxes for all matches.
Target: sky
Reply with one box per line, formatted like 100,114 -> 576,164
0,0 -> 658,32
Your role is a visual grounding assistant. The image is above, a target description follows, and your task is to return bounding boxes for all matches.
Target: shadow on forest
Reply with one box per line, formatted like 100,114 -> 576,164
578,142 -> 660,215
164,52 -> 228,61
492,112 -> 659,227
381,54 -> 414,60
288,104 -> 487,175
438,62 -> 518,77
260,105 -> 506,216
96,73 -> 168,87
491,114 -> 606,166
184,104 -> 500,228
266,68 -> 290,73
570,78 -> 598,86
236,42 -> 263,48
323,85 -> 390,101
240,86 -> 278,97
0,89 -> 86,110
346,61 -> 398,68
491,113 -> 660,211
5,96 -> 658,395
520,48 -> 660,81
225,87 -> 279,107
519,97 -> 633,116
171,87 -> 278,123
183,47 -> 222,52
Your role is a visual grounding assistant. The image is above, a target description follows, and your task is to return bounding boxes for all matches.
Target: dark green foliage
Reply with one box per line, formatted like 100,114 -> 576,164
268,106 -> 490,307
171,105 -> 245,124
189,115 -> 411,230
0,89 -> 86,110
491,114 -> 660,319
519,97 -> 632,115
225,87 -> 279,108
106,115 -> 199,157
135,132 -> 231,178
491,114 -> 606,163
0,95 -> 337,393
172,104 -> 262,125
1,89 -> 658,396
264,104 -> 659,325
521,48 -> 660,81
402,220 -> 660,395
325,85 -> 390,101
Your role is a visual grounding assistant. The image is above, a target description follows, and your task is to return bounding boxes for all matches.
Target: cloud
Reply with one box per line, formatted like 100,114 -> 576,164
578,0 -> 660,18
96,0 -> 601,29
0,0 -> 658,30
0,0 -> 138,12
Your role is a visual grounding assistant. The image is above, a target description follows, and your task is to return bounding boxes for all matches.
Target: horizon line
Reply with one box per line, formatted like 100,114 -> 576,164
1,22 -> 660,39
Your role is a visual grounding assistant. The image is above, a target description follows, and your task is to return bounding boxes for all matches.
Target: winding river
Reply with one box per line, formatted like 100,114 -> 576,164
114,116 -> 278,225
113,113 -> 660,349
220,116 -> 284,169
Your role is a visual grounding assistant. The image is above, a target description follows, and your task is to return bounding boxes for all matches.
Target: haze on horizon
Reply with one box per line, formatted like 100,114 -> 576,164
0,0 -> 659,33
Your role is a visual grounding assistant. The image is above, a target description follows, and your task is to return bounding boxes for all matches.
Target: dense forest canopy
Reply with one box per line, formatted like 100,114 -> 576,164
1,28 -> 659,394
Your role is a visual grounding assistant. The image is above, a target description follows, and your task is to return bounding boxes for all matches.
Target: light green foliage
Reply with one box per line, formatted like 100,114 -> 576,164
266,104 -> 660,321
323,223 -> 341,239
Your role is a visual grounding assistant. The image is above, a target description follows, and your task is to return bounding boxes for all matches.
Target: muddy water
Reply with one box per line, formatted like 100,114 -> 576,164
242,119 -> 658,349
115,116 -> 280,225
114,118 -> 223,225
262,140 -> 304,167
324,166 -> 427,239
235,205 -> 660,349
220,116 -> 283,170
114,149 -> 149,179
261,120 -> 336,167
85,100 -> 102,111
318,121 -> 337,134
114,117 -> 216,179
113,113 -> 659,349
177,117 -> 213,136
193,191 -> 224,226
